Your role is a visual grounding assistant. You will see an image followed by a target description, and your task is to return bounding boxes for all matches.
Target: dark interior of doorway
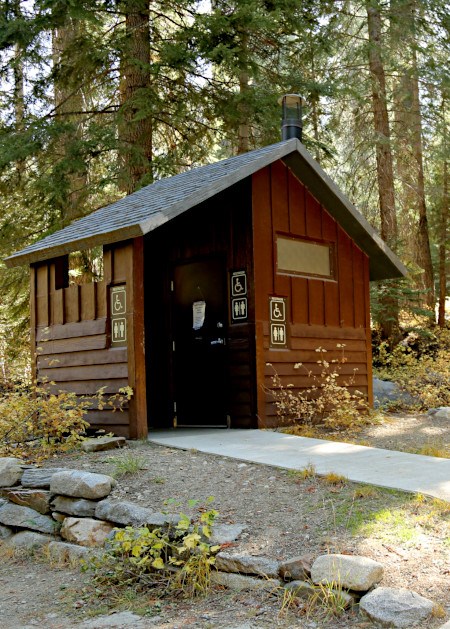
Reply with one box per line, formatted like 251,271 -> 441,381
172,256 -> 229,427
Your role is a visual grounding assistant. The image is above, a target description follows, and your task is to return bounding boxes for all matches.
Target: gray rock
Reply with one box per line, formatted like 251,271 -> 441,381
52,512 -> 67,523
210,523 -> 246,546
47,540 -> 91,563
373,378 -> 418,407
284,580 -> 315,599
359,587 -> 435,628
438,622 -> 450,629
76,611 -> 151,628
51,496 -> 98,517
215,552 -> 280,578
95,500 -> 179,528
60,517 -> 114,547
279,554 -> 314,581
5,531 -> 53,550
21,468 -> 66,488
1,488 -> 53,514
428,407 -> 450,420
211,571 -> 281,592
0,502 -> 59,534
0,458 -> 24,487
81,436 -> 126,452
311,554 -> 384,592
50,470 -> 115,500
0,524 -> 13,539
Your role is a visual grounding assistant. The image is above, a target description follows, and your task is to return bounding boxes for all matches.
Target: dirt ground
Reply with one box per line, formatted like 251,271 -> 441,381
1,412 -> 449,629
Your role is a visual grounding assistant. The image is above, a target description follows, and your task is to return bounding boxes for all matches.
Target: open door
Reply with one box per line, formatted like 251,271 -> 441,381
172,257 -> 228,427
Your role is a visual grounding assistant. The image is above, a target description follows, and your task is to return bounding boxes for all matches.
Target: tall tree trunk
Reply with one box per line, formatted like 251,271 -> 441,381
391,0 -> 435,313
366,1 -> 399,339
438,96 -> 448,327
237,31 -> 250,155
12,0 -> 24,178
53,19 -> 88,224
119,0 -> 153,193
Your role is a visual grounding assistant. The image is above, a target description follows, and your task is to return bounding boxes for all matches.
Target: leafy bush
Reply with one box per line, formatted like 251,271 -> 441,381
0,383 -> 133,461
268,345 -> 372,432
374,328 -> 450,409
91,499 -> 219,598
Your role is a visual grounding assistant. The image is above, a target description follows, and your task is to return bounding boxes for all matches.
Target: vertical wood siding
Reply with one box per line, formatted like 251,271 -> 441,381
31,239 -> 146,438
253,161 -> 373,427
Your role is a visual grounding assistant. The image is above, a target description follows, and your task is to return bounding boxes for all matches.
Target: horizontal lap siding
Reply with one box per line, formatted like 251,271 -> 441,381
32,242 -> 135,437
252,162 -> 372,427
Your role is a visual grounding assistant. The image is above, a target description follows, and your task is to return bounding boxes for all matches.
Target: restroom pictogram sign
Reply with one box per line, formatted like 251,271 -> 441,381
230,270 -> 248,323
269,296 -> 288,348
111,285 -> 127,345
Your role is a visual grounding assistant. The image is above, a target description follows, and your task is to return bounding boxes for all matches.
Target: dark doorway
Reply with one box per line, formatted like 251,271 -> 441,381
172,257 -> 228,426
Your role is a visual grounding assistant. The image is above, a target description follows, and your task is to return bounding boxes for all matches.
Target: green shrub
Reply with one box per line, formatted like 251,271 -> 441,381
374,328 -> 450,409
90,499 -> 219,598
268,345 -> 372,432
0,383 -> 133,461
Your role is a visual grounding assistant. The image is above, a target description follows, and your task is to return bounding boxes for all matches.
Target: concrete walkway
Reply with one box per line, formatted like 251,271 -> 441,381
149,429 -> 450,502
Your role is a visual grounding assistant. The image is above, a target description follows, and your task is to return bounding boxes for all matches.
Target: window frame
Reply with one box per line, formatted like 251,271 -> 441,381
275,233 -> 336,281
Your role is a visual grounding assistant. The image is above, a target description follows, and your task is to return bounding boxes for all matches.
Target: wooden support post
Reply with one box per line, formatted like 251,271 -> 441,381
128,237 -> 148,438
30,265 -> 37,383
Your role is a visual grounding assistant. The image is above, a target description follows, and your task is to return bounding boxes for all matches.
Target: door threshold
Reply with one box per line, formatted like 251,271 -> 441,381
176,424 -> 229,429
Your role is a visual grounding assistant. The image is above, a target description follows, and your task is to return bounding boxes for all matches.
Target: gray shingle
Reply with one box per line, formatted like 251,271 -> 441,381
4,139 -> 406,280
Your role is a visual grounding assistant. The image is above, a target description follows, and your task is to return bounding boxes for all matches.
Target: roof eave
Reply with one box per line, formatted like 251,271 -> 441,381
4,224 -> 145,268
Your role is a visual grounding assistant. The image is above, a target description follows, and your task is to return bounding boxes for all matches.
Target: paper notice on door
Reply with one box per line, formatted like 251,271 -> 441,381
192,300 -> 206,330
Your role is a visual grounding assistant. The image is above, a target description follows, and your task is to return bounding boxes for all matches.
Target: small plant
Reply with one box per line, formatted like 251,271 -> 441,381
305,580 -> 349,620
414,442 -> 450,459
109,452 -> 148,478
287,463 -> 317,481
353,485 -> 380,500
90,498 -> 220,599
322,472 -> 348,486
267,344 -> 373,433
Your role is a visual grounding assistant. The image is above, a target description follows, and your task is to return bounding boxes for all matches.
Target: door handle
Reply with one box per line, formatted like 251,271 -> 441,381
210,338 -> 225,346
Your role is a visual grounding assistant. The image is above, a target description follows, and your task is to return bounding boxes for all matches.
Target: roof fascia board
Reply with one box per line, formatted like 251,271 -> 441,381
4,224 -> 145,268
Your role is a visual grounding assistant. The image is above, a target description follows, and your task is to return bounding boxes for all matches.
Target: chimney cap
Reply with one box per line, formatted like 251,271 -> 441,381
278,93 -> 303,107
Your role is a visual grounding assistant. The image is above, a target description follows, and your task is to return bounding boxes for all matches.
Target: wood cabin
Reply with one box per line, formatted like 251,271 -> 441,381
5,138 -> 407,439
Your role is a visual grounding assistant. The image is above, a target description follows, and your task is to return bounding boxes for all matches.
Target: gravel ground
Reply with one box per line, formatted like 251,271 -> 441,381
0,412 -> 449,629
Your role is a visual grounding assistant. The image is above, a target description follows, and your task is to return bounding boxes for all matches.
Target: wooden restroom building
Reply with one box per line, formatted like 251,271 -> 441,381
6,137 -> 406,438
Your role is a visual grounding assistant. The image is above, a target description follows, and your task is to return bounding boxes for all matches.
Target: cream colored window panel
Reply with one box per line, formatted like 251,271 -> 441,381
277,236 -> 332,278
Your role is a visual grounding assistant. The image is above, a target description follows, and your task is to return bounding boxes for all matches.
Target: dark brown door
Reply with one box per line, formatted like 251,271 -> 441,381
172,257 -> 228,426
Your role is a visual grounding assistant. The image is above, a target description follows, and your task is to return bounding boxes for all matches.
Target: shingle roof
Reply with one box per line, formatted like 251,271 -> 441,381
5,138 -> 407,280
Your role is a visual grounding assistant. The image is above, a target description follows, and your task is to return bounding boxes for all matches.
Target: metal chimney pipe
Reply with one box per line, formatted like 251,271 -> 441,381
280,94 -> 303,142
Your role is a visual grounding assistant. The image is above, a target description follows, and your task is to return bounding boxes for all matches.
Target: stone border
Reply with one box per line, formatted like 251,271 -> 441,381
0,456 -> 446,628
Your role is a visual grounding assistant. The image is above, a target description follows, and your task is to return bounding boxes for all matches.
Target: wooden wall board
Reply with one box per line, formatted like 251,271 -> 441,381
47,379 -> 128,395
32,241 -> 135,438
80,283 -> 97,321
37,318 -> 106,342
36,334 -> 107,355
252,160 -> 371,427
64,284 -> 80,323
39,362 -> 128,382
38,348 -> 127,369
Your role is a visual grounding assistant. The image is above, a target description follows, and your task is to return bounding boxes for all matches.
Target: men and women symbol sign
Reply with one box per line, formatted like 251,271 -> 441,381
231,271 -> 248,322
111,285 -> 127,345
269,296 -> 288,348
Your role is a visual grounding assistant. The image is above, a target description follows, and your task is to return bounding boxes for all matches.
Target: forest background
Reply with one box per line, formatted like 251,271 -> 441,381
0,0 -> 448,382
